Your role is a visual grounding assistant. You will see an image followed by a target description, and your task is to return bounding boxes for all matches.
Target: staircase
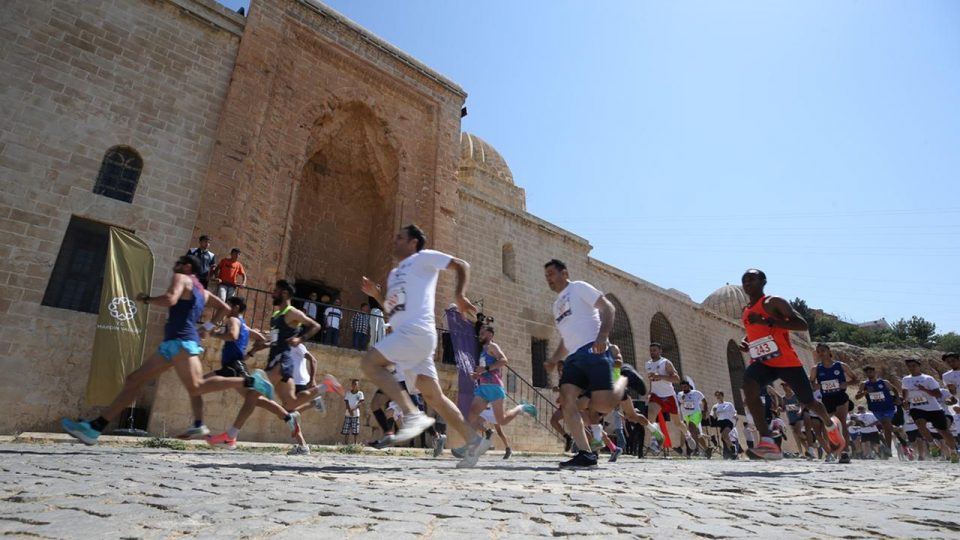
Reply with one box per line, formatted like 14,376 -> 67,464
502,365 -> 564,445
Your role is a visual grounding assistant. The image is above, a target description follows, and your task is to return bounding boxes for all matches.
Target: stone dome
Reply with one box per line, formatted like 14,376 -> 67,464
460,132 -> 513,184
702,284 -> 749,321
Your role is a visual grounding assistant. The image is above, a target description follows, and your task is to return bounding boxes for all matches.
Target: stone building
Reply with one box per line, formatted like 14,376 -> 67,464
0,0 -> 814,449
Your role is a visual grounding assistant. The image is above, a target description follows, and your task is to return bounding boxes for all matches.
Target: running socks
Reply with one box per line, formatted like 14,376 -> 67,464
90,417 -> 108,432
227,427 -> 240,439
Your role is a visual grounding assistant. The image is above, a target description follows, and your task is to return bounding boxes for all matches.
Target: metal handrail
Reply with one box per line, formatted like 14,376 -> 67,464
503,364 -> 563,441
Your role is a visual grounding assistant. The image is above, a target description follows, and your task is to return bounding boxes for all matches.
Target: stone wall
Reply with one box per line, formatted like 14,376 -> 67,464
0,0 -> 243,433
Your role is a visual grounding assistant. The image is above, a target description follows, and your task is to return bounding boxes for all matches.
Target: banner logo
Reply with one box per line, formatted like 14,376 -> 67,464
108,296 -> 138,321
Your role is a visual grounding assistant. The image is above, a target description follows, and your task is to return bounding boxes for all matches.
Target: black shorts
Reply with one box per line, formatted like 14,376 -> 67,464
295,384 -> 310,393
788,416 -> 801,427
215,359 -> 248,378
266,350 -> 294,382
559,343 -> 613,394
909,408 -> 950,431
620,364 -> 647,397
861,431 -> 881,444
743,363 -> 814,404
717,419 -> 734,431
907,430 -> 919,443
822,392 -> 848,414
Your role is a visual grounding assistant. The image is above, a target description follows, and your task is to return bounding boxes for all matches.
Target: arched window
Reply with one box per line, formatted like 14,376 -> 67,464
726,340 -> 747,414
93,146 -> 142,203
501,243 -> 516,281
650,312 -> 682,376
606,294 -> 636,367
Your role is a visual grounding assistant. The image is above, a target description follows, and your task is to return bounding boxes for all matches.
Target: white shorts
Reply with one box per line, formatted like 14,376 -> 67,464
480,408 -> 497,425
374,327 -> 438,395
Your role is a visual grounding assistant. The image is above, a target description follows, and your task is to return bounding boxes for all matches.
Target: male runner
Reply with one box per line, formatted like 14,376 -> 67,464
781,383 -> 810,458
543,258 -> 627,468
677,379 -> 710,456
852,405 -> 880,459
359,225 -> 490,468
609,345 -> 664,454
62,255 -> 273,444
465,325 -> 537,433
901,357 -> 958,462
739,268 -> 840,460
809,343 -> 857,463
711,392 -> 738,459
645,343 -> 685,450
942,352 -> 960,397
855,366 -> 898,458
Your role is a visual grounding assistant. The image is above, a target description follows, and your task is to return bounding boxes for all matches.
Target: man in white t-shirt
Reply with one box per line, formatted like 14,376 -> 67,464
359,224 -> 489,468
542,258 -> 627,468
323,299 -> 343,346
645,343 -> 684,449
342,380 -> 365,445
901,357 -> 958,462
852,406 -> 880,458
677,379 -> 709,456
711,392 -> 738,459
942,352 -> 960,397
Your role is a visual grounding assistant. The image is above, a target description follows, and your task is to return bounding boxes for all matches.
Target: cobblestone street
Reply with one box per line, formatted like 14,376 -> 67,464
1,442 -> 958,538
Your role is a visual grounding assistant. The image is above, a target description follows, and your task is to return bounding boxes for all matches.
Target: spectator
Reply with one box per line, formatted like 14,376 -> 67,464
369,300 -> 385,346
342,380 -> 364,445
351,303 -> 371,350
323,298 -> 343,346
304,292 -> 319,321
212,248 -> 246,301
186,235 -> 216,289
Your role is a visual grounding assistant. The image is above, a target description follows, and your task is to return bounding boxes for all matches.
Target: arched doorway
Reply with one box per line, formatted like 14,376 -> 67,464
606,294 -> 636,367
650,312 -> 681,375
726,340 -> 747,413
286,103 -> 399,311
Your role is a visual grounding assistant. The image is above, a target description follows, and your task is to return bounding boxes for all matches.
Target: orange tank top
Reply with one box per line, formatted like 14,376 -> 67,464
741,295 -> 802,368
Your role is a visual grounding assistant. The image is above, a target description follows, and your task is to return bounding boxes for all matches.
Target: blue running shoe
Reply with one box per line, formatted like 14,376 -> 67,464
450,446 -> 466,459
520,400 -> 538,418
249,369 -> 274,400
62,418 -> 100,446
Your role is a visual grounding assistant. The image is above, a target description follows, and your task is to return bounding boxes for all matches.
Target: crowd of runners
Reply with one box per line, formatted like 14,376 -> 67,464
62,225 -> 960,468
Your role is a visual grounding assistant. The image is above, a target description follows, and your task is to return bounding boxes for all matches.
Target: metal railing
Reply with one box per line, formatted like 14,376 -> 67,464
503,364 -> 564,441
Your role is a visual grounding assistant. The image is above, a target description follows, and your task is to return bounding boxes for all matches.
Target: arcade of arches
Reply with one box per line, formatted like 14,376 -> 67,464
650,312 -> 683,376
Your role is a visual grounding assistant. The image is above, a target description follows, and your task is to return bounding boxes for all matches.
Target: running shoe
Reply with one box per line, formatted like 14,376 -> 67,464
826,416 -> 846,452
838,452 -> 851,464
589,438 -> 604,452
390,412 -> 435,444
806,448 -> 817,460
287,444 -> 310,455
432,434 -> 447,458
648,438 -> 662,455
456,436 -> 492,468
951,454 -> 959,464
174,425 -> 210,440
746,439 -> 782,461
563,434 -> 573,453
62,418 -> 100,446
207,432 -> 237,450
648,424 -> 665,444
286,411 -> 301,438
322,374 -> 345,396
705,447 -> 714,460
609,447 -> 623,463
450,446 -> 466,459
313,396 -> 327,416
519,400 -> 538,418
249,369 -> 274,399
503,447 -> 512,460
560,451 -> 598,468
824,453 -> 837,463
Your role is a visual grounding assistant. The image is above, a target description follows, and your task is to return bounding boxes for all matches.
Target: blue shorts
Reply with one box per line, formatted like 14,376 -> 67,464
870,408 -> 896,421
475,384 -> 506,402
559,342 -> 613,394
158,339 -> 203,361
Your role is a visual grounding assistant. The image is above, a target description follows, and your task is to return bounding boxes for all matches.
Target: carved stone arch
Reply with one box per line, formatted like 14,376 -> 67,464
726,340 -> 747,414
606,294 -> 636,367
650,312 -> 682,376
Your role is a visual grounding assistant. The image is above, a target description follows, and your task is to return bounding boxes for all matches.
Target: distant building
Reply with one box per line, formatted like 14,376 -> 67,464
856,318 -> 891,332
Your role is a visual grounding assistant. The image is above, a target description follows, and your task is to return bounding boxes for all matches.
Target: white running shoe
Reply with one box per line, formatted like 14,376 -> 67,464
392,412 -> 435,444
457,436 -> 493,468
175,425 -> 210,440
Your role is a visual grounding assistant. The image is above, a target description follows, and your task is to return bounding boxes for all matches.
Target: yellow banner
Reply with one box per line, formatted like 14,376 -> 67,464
85,228 -> 154,406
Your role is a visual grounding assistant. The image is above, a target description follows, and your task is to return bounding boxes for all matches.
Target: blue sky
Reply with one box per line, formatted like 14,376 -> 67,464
217,0 -> 960,334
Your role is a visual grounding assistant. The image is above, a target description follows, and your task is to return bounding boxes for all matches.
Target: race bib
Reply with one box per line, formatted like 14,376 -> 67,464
868,391 -> 885,402
269,329 -> 279,344
682,402 -> 696,411
748,337 -> 782,362
820,379 -> 840,392
786,404 -> 800,412
909,393 -> 928,405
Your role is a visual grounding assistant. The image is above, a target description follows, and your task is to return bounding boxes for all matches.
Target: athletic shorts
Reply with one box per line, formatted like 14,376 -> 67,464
909,408 -> 949,431
743,362 -> 814,404
341,416 -> 360,435
373,327 -> 438,395
158,339 -> 203,361
649,394 -> 679,415
787,414 -> 801,426
870,408 -> 896,421
682,411 -> 703,426
821,392 -> 848,414
295,384 -> 310,393
716,419 -> 734,431
215,359 -> 248,378
861,431 -> 880,444
479,408 -> 497,425
266,350 -> 294,382
906,430 -> 920,443
558,342 -> 613,394
475,384 -> 506,402
621,366 -> 647,397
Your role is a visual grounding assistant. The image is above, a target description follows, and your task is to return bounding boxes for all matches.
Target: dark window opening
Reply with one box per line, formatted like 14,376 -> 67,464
42,216 -> 111,314
93,147 -> 142,203
531,337 -> 549,388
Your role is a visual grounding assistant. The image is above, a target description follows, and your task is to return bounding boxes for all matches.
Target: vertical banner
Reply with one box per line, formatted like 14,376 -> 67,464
85,228 -> 154,406
445,307 -> 479,416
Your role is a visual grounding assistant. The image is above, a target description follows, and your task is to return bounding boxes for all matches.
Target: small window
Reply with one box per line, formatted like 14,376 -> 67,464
42,216 -> 111,314
93,146 -> 142,203
531,337 -> 549,388
501,243 -> 516,281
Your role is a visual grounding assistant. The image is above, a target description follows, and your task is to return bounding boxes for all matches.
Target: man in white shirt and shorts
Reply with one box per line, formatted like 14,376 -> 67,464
359,225 -> 490,468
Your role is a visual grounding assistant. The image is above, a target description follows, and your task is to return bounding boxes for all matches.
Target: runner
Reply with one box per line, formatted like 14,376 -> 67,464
900,357 -> 958,463
677,379 -> 711,457
711,392 -> 738,459
855,365 -> 898,458
542,258 -> 627,468
465,325 -> 537,438
62,254 -> 273,445
738,268 -> 841,460
645,342 -> 685,452
781,383 -> 810,458
359,225 -> 489,468
801,391 -> 837,462
853,405 -> 880,459
609,344 -> 665,456
808,343 -> 857,463
477,406 -> 513,459
942,352 -> 960,397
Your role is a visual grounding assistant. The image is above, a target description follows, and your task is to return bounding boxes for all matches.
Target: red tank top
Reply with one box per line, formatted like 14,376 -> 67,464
741,295 -> 802,368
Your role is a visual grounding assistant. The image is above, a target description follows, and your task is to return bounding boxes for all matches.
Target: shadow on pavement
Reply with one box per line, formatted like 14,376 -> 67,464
189,463 -> 404,474
0,449 -> 95,457
719,470 -> 809,478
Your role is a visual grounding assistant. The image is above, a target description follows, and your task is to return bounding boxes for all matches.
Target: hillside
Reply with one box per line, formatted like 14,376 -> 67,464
821,342 -> 951,391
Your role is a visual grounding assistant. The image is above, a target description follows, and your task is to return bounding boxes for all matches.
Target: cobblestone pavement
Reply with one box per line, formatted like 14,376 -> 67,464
1,443 -> 958,539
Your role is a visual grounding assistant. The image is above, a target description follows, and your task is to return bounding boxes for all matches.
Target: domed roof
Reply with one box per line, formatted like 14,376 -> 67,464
460,132 -> 513,184
703,284 -> 749,321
